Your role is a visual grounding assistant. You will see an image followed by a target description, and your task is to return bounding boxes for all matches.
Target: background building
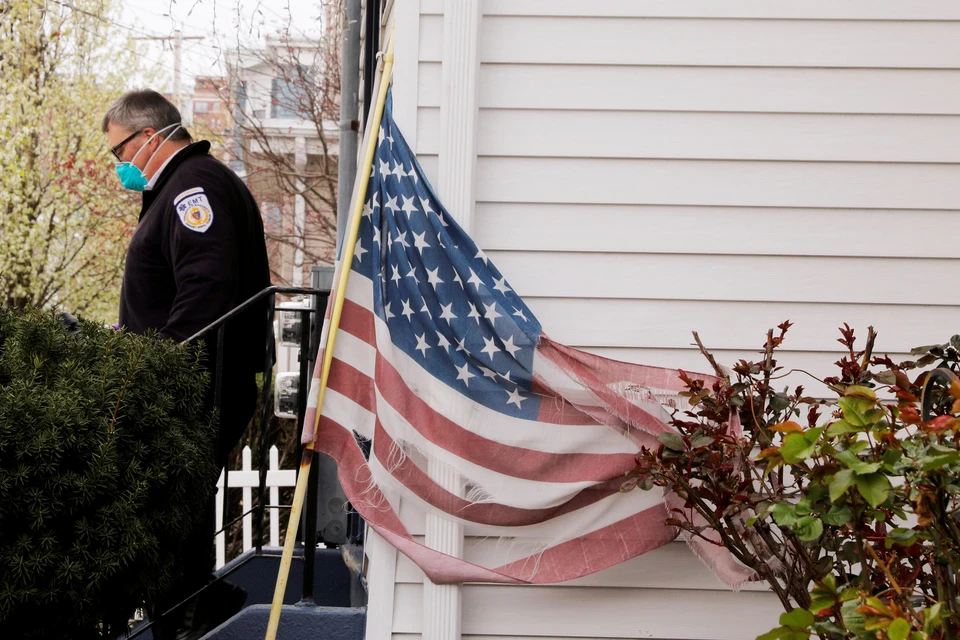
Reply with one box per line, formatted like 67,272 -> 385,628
216,36 -> 340,287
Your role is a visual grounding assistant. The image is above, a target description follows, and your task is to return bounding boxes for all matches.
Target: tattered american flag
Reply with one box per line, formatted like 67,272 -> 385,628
302,91 -> 752,585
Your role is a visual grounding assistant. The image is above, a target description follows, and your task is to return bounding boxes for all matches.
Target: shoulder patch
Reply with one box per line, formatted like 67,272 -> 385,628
174,187 -> 214,233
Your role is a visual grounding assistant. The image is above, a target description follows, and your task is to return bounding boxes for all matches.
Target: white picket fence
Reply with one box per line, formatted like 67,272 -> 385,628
214,445 -> 297,568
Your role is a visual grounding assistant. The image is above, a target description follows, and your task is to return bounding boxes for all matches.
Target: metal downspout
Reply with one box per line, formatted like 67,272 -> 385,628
337,0 -> 363,246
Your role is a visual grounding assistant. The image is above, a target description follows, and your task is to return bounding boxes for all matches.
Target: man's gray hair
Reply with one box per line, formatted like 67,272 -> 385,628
101,89 -> 192,142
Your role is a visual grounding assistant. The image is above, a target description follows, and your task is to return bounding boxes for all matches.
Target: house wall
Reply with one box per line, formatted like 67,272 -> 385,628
364,1 -> 960,639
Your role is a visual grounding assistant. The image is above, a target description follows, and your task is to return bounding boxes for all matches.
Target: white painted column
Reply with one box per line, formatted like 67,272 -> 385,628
293,135 -> 307,287
423,3 -> 482,640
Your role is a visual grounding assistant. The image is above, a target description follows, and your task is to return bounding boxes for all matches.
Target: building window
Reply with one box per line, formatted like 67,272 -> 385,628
194,101 -> 209,114
271,66 -> 314,120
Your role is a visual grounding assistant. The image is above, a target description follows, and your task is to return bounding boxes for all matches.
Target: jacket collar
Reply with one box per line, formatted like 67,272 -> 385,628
140,140 -> 212,219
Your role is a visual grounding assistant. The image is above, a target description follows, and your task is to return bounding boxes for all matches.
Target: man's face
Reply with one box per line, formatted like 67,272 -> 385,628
106,123 -> 155,165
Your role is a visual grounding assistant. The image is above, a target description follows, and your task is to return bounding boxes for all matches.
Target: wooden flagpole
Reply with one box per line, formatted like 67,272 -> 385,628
264,26 -> 396,640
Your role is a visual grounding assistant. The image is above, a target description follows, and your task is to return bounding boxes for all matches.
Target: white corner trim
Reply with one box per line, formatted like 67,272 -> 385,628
437,0 -> 482,234
363,525 -> 400,640
391,0 -> 420,148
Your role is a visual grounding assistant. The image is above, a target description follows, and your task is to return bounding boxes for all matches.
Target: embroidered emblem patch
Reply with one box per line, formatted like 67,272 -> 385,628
174,187 -> 214,233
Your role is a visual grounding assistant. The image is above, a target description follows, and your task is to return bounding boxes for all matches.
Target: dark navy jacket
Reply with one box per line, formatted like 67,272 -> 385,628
118,141 -> 270,375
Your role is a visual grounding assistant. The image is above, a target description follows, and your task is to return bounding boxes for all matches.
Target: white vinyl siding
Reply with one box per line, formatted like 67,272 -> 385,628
366,2 -> 960,639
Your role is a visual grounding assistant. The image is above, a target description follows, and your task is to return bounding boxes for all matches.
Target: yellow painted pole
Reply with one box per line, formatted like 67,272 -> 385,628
264,26 -> 395,640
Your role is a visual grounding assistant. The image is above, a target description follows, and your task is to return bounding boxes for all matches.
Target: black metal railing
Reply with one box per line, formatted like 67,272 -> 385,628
127,284 -> 329,637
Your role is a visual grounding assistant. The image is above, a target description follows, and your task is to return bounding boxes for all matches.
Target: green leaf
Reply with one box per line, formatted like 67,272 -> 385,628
794,516 -> 824,542
779,608 -> 815,630
885,528 -> 919,548
924,603 -> 942,635
855,473 -> 891,508
838,588 -> 858,603
773,502 -> 799,526
658,432 -> 685,451
829,469 -> 856,502
804,425 -> 826,444
839,396 -> 875,427
835,449 -> 881,474
874,370 -> 897,385
822,505 -> 852,526
755,628 -> 785,640
812,621 -> 845,636
888,618 -> 911,640
826,419 -> 860,436
849,440 -> 869,454
845,385 -> 878,400
882,449 -> 903,470
689,435 -> 715,448
921,451 -> 960,472
841,600 -> 866,634
781,432 -> 816,464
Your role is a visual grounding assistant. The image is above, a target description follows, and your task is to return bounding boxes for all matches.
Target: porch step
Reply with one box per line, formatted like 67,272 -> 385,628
220,546 -> 362,608
203,604 -> 366,640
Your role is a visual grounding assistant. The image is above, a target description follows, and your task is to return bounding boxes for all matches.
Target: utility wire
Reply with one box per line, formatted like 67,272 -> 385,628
42,0 -> 165,40
29,0 -> 184,77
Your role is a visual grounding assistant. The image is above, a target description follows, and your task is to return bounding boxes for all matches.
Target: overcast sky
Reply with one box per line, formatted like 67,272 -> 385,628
117,0 -> 324,94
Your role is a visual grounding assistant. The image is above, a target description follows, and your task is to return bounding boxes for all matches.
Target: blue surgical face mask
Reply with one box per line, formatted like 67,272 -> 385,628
114,123 -> 181,192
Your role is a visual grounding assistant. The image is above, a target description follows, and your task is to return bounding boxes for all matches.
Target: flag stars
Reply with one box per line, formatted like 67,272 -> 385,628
354,241 -> 367,262
385,303 -> 395,320
456,362 -> 475,387
480,366 -> 498,380
391,265 -> 401,284
419,197 -> 433,215
427,267 -> 444,287
401,196 -> 419,218
437,333 -> 451,352
505,388 -> 526,409
413,231 -> 430,253
378,159 -> 391,179
467,269 -> 484,291
393,230 -> 409,248
483,302 -> 502,326
456,336 -> 468,353
420,300 -> 430,317
407,166 -> 418,183
372,226 -> 381,245
392,162 -> 406,179
480,336 -> 500,360
362,200 -> 374,218
502,335 -> 521,358
492,276 -> 511,295
512,307 -> 528,322
467,302 -> 481,324
405,266 -> 419,285
439,302 -> 456,322
414,333 -> 431,358
401,299 -> 414,320
476,248 -> 489,264
384,195 -> 400,215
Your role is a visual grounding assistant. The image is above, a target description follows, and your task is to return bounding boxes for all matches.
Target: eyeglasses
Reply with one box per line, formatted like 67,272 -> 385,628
109,129 -> 143,161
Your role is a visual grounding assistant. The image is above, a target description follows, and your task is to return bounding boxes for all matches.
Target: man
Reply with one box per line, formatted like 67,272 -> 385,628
103,89 -> 270,639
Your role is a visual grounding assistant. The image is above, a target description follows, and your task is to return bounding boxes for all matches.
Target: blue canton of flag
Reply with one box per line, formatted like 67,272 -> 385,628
349,91 -> 543,419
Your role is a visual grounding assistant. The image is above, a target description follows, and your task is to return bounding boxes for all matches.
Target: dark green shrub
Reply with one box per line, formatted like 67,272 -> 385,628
0,307 -> 218,638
